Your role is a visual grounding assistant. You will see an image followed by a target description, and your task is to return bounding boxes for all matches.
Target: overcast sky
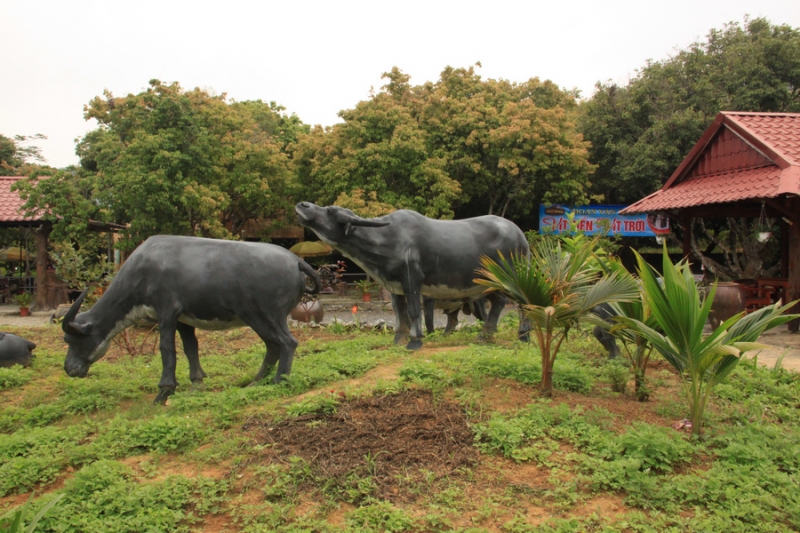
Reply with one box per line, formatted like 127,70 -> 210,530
2,0 -> 798,169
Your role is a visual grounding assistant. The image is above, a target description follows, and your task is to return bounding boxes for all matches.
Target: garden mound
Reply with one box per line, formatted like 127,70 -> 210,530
247,389 -> 478,501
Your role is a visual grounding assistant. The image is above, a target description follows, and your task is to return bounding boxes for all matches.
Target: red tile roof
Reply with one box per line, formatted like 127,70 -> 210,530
729,112 -> 800,164
622,112 -> 800,214
0,176 -> 45,222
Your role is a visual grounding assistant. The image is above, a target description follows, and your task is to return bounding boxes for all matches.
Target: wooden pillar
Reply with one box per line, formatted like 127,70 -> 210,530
789,204 -> 800,332
32,223 -> 51,312
781,217 -> 790,279
682,213 -> 693,259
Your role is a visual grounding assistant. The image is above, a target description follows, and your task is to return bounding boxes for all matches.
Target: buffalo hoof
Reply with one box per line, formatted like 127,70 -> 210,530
393,333 -> 409,345
476,332 -> 495,343
190,380 -> 206,391
154,387 -> 175,404
406,339 -> 423,351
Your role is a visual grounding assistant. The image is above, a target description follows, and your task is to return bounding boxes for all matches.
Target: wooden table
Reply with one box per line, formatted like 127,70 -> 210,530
757,277 -> 789,305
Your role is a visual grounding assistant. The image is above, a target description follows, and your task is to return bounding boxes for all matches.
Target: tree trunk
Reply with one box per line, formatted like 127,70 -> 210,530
539,330 -> 554,397
540,364 -> 554,398
634,370 -> 649,402
689,218 -> 778,281
32,223 -> 52,311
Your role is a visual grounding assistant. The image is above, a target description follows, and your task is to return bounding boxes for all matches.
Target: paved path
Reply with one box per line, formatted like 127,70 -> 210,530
2,303 -> 798,371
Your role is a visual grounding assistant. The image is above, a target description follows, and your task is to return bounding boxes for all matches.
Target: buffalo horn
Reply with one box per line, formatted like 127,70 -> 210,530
62,288 -> 89,335
334,209 -> 390,228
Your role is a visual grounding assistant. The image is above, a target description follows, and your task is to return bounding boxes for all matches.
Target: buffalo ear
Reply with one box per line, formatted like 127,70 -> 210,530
69,321 -> 93,335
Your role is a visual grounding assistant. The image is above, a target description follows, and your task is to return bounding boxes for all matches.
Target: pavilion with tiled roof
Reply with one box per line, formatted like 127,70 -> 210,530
621,111 -> 800,330
0,176 -> 54,310
0,176 -> 47,224
0,176 -> 124,310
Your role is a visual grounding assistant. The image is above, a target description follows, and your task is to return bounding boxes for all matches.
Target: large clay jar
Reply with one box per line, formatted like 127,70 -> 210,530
708,282 -> 746,329
291,300 -> 325,323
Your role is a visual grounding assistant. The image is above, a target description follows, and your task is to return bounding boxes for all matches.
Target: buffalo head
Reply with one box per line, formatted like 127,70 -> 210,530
63,289 -> 105,378
295,202 -> 389,244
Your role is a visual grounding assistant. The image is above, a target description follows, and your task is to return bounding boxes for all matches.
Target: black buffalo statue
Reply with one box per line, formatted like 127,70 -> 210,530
295,202 -> 528,349
592,303 -> 620,358
62,235 -> 320,403
0,332 -> 36,368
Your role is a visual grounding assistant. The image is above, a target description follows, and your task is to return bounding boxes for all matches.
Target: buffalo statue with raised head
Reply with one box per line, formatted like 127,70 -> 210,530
62,235 -> 320,403
295,202 -> 528,349
0,332 -> 36,368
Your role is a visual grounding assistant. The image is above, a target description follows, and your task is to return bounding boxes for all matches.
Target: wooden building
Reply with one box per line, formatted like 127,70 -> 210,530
0,176 -> 124,310
621,112 -> 800,331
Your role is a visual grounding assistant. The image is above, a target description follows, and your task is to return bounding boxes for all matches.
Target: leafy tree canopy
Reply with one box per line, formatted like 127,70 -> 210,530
15,80 -> 307,250
579,17 -> 800,204
0,133 -> 55,177
293,65 -> 593,220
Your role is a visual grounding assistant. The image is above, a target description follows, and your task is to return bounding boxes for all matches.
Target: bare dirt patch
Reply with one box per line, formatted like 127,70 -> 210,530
553,391 -> 674,430
244,389 -> 478,502
479,377 -> 537,413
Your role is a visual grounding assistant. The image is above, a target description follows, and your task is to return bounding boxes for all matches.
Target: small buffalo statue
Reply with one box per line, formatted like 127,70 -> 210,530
0,332 -> 36,368
592,303 -> 620,358
62,235 -> 320,403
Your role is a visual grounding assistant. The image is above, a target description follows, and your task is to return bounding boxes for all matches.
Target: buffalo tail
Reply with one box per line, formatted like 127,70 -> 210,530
298,261 -> 322,294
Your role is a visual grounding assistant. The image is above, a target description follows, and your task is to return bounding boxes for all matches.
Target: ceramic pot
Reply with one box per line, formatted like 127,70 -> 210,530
19,307 -> 30,317
290,300 -> 324,323
362,293 -> 371,303
708,282 -> 746,329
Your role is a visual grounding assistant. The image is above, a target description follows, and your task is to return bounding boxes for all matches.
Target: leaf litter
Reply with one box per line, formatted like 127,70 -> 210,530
245,389 -> 478,501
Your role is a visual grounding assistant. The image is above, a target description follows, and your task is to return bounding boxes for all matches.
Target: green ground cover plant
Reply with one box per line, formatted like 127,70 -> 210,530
1,316 -> 799,532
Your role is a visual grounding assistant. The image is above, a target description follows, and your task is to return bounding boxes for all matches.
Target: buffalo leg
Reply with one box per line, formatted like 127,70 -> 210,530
472,298 -> 488,322
423,297 -> 436,335
593,325 -> 619,358
155,322 -> 179,404
443,309 -> 459,335
250,320 -> 298,384
403,287 -> 424,350
392,294 -> 411,345
518,304 -> 531,342
177,322 -> 207,386
478,292 -> 506,341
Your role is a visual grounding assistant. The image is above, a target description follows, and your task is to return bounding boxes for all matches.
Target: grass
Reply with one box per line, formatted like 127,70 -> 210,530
0,321 -> 799,531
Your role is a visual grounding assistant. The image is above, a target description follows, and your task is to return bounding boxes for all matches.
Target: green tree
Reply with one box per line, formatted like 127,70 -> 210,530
17,80 -> 301,251
476,237 -> 639,397
0,134 -> 54,176
627,246 -> 797,435
293,65 -> 593,220
418,66 -> 593,219
579,17 -> 800,204
292,73 -> 460,219
333,189 -> 396,218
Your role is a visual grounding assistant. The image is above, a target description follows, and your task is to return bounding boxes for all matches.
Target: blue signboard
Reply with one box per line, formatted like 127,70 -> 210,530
539,204 -> 669,237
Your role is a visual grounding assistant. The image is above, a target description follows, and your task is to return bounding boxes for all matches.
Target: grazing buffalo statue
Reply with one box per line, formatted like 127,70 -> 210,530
592,303 -> 620,358
423,296 -> 494,336
295,202 -> 528,349
0,332 -> 36,368
62,235 -> 320,403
